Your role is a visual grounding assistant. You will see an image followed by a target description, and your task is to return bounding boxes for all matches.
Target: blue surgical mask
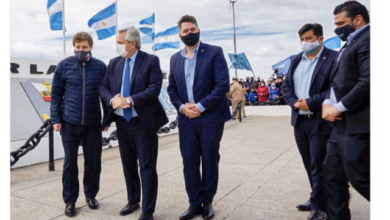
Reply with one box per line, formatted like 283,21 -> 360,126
301,40 -> 320,55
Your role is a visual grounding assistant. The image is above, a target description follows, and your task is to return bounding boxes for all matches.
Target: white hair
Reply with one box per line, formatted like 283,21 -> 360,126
117,26 -> 141,49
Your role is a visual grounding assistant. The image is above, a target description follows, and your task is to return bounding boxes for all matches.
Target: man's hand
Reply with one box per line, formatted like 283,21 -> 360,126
297,99 -> 309,111
188,103 -> 201,114
294,101 -> 302,109
53,123 -> 61,132
112,94 -> 130,110
182,103 -> 201,119
322,104 -> 342,122
103,126 -> 109,132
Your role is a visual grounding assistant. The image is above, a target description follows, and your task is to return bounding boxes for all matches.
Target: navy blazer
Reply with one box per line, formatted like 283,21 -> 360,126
327,26 -> 370,134
282,46 -> 338,135
99,50 -> 168,135
167,42 -> 231,128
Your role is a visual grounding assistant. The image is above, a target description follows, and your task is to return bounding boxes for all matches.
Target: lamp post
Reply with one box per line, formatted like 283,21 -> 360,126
230,0 -> 238,78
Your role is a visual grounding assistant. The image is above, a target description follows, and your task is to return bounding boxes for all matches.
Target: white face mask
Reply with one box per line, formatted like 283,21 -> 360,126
300,40 -> 320,55
116,44 -> 130,57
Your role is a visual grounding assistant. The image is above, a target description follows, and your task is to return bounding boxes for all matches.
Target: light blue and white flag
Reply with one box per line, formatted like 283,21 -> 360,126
88,2 -> 116,40
139,14 -> 155,39
154,27 -> 180,51
272,54 -> 296,75
228,52 -> 253,71
324,36 -> 341,50
47,0 -> 63,30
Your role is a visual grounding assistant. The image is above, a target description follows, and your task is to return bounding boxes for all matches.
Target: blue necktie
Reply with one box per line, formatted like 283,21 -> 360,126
122,58 -> 132,121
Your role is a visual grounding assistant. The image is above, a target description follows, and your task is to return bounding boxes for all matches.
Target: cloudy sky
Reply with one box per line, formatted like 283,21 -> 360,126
10,0 -> 370,80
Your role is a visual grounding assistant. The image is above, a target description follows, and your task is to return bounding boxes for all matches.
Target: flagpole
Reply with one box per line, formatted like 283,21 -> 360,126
115,0 -> 118,56
152,12 -> 155,55
62,0 -> 66,58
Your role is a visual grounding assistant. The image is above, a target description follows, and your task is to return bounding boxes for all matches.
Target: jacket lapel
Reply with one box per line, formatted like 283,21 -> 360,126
130,50 -> 144,89
309,48 -> 328,88
331,26 -> 370,79
194,42 -> 205,82
289,53 -> 303,91
116,57 -> 125,93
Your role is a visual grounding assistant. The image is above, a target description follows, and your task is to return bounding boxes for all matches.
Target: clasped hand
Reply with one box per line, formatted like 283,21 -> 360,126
112,94 -> 131,110
182,103 -> 201,119
294,99 -> 309,111
322,104 -> 342,122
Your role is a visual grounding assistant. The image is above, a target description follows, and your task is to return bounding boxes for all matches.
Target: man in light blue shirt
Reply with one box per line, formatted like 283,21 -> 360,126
282,23 -> 338,220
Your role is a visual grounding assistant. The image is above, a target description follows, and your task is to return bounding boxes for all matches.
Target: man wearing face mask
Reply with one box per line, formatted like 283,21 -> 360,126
282,23 -> 338,220
167,15 -> 230,220
321,1 -> 370,219
50,32 -> 107,217
99,26 -> 168,220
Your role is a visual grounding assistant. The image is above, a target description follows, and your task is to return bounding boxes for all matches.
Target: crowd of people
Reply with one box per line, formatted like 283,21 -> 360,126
228,69 -> 287,111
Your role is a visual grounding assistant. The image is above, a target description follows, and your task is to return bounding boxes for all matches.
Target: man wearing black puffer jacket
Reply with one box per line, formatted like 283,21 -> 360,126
50,32 -> 107,217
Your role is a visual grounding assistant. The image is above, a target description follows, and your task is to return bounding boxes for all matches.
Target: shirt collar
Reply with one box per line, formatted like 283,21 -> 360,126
181,42 -> 201,58
302,46 -> 324,61
126,50 -> 139,63
347,24 -> 370,44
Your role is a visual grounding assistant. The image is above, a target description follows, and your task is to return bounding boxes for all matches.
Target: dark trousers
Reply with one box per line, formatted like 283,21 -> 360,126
60,121 -> 102,204
115,116 -> 158,213
294,116 -> 328,211
178,118 -> 225,207
323,121 -> 370,220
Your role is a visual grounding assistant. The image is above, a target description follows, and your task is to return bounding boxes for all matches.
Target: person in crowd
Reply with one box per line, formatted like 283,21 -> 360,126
257,81 -> 269,103
273,69 -> 279,79
99,26 -> 168,220
244,77 -> 251,96
282,22 -> 338,220
229,77 -> 242,117
276,76 -> 283,89
256,77 -> 261,88
269,82 -> 280,102
167,15 -> 230,220
248,88 -> 258,105
50,32 -> 107,217
238,81 -> 247,118
322,1 -> 370,219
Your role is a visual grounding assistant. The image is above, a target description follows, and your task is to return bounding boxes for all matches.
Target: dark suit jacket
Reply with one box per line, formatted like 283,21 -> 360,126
282,47 -> 338,135
99,50 -> 168,135
167,42 -> 231,128
327,26 -> 370,134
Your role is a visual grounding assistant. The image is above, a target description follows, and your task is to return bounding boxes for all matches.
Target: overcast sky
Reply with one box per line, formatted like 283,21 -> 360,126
10,0 -> 370,80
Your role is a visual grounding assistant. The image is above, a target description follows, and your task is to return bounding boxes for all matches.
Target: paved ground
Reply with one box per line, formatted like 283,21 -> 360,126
10,116 -> 370,220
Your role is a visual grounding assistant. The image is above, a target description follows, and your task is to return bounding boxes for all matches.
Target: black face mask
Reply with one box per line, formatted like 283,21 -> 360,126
74,50 -> 92,62
181,32 -> 200,47
334,23 -> 356,41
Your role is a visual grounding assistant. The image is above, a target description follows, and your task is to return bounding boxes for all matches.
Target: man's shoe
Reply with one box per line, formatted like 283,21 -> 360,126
307,210 -> 326,220
296,200 -> 311,211
85,197 -> 99,210
120,203 -> 140,216
138,212 -> 154,220
179,206 -> 203,220
65,202 -> 76,217
202,203 -> 214,220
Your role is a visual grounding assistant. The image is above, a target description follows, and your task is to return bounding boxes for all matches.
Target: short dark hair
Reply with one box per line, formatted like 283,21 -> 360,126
334,0 -> 370,23
178,15 -> 198,31
72,32 -> 93,47
298,23 -> 323,38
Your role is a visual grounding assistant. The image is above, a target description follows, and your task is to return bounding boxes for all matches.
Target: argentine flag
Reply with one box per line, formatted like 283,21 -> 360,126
139,14 -> 155,39
47,0 -> 63,30
154,27 -> 180,51
88,2 -> 116,40
324,36 -> 341,50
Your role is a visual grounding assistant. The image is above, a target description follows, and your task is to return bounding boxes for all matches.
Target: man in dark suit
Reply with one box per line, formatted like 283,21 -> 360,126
322,1 -> 370,219
167,15 -> 230,220
99,26 -> 168,220
283,23 -> 338,220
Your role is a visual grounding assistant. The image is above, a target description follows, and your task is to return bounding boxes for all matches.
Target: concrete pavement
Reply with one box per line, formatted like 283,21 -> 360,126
10,116 -> 370,220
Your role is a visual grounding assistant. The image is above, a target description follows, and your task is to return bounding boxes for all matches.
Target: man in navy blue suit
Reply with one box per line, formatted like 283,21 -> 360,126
99,26 -> 168,220
167,15 -> 230,220
282,23 -> 338,220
